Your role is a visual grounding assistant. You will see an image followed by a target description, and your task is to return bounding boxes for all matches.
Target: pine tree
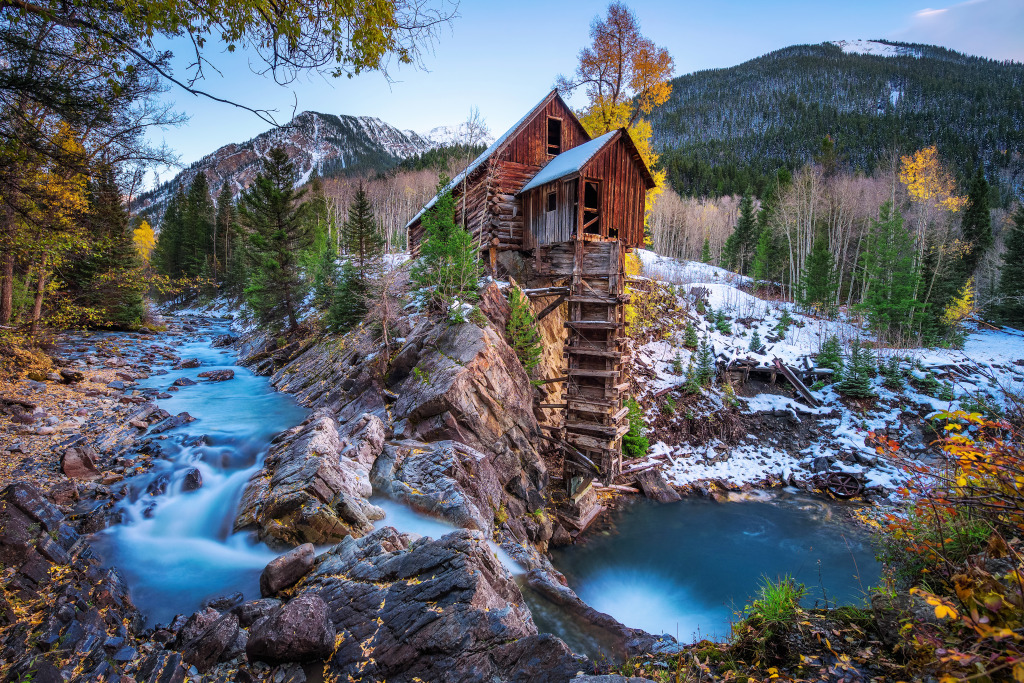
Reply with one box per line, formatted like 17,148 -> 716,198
700,235 -> 711,264
749,329 -> 764,354
880,356 -> 905,391
622,397 -> 649,459
775,309 -> 793,337
959,166 -> 993,280
722,189 -> 757,273
343,184 -> 384,282
816,335 -> 844,381
835,341 -> 875,399
683,357 -> 701,394
66,165 -> 145,328
858,201 -> 921,342
326,260 -> 366,333
215,182 -> 235,284
310,238 -> 339,312
153,186 -> 187,277
238,147 -> 312,331
695,337 -> 715,386
411,176 -> 482,316
671,351 -> 683,374
799,232 -> 837,316
183,172 -> 215,278
506,286 -> 542,376
997,204 -> 1024,325
683,321 -> 699,348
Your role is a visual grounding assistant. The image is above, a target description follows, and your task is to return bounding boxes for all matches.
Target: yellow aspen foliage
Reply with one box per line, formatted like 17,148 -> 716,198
942,277 -> 975,327
899,146 -> 967,213
133,220 -> 156,262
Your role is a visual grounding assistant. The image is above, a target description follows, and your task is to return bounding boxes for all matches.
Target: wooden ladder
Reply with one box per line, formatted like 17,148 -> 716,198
561,239 -> 628,488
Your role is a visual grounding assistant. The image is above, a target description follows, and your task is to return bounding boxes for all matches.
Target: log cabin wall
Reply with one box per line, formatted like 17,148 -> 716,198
523,178 -> 578,249
497,97 -> 589,169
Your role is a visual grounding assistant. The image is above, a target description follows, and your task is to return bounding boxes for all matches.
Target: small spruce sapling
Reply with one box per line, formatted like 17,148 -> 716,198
696,337 -> 716,386
715,310 -> 732,334
816,335 -> 844,381
749,329 -> 764,354
683,321 -> 699,348
775,309 -> 793,337
671,351 -> 683,375
506,286 -> 543,376
683,357 -> 701,394
880,356 -> 905,391
622,397 -> 649,458
835,341 -> 876,399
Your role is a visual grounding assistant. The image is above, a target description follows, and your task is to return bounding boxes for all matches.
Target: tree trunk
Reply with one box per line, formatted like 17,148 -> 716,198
29,253 -> 47,336
0,205 -> 14,325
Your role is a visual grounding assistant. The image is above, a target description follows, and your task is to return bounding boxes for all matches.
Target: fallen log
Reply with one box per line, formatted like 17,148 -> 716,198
596,484 -> 640,494
635,468 -> 682,503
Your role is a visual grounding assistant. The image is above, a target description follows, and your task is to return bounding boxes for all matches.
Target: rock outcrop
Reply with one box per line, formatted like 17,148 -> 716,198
300,526 -> 584,683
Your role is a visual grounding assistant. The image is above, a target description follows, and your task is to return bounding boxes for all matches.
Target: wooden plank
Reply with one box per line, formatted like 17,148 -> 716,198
565,431 -> 613,451
563,320 -> 624,329
523,286 -> 569,298
536,293 -> 568,322
634,469 -> 682,503
772,358 -> 821,408
564,348 -> 624,359
567,368 -> 620,378
536,375 -> 569,385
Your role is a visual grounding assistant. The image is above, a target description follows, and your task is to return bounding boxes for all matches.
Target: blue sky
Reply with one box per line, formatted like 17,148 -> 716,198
143,0 -> 1024,187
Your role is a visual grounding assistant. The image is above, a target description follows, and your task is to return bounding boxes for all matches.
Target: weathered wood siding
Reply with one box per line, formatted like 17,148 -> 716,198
580,135 -> 648,249
523,179 -> 577,249
497,97 -> 589,169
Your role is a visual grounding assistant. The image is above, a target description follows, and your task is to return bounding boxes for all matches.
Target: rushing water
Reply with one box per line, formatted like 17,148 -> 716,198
549,493 -> 881,643
91,323 -> 308,626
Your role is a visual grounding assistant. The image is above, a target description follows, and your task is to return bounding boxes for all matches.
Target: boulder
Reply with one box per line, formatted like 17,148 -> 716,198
197,369 -> 234,382
181,613 -> 240,672
61,446 -> 101,481
182,468 -> 203,492
172,377 -> 197,387
246,594 -> 335,664
301,527 -> 583,683
174,607 -> 221,647
234,413 -> 378,548
149,412 -> 195,435
176,358 -> 201,369
232,598 -> 281,627
59,369 -> 84,384
211,334 -> 237,348
260,543 -> 315,596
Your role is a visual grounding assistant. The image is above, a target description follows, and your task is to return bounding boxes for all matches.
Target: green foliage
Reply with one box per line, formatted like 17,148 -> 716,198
654,43 -> 1024,200
937,381 -> 955,402
238,147 -> 312,331
506,286 -> 542,376
734,575 -> 807,664
816,335 -> 844,380
683,321 -> 699,348
670,351 -> 683,374
342,185 -> 384,281
915,371 -> 942,397
835,340 -> 876,399
722,382 -> 740,408
622,397 -> 649,459
714,309 -> 732,334
798,232 -> 837,316
997,204 -> 1024,325
695,337 -> 716,386
959,393 -> 1004,421
662,395 -> 676,415
700,235 -> 711,264
880,356 -> 905,391
325,261 -> 366,333
748,329 -> 764,354
721,189 -> 758,273
682,356 -> 701,395
410,176 -> 483,317
858,201 -> 922,342
775,309 -> 793,336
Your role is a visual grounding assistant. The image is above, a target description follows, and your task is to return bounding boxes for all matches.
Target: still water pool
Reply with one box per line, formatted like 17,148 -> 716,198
548,494 -> 881,642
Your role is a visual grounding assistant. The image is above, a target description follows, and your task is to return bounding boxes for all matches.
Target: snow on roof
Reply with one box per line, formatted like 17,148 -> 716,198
518,131 -> 618,195
405,91 -> 559,229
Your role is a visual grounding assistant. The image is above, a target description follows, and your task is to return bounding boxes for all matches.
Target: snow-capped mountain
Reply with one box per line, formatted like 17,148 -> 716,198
135,111 -> 460,219
418,123 -> 495,147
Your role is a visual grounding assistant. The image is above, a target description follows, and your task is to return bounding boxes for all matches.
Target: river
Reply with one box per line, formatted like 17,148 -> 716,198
89,318 -> 880,653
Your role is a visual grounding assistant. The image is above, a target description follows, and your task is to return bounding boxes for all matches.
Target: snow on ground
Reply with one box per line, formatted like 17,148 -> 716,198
829,40 -> 922,58
634,252 -> 1024,495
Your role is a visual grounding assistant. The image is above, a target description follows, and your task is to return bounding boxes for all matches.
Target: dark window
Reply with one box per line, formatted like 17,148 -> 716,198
583,181 -> 600,235
546,191 -> 557,213
547,117 -> 562,155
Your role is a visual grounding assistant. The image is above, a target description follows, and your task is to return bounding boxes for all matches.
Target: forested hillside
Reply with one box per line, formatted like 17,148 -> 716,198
651,41 -> 1024,199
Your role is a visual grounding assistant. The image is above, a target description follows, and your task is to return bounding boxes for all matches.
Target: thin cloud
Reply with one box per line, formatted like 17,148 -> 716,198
892,0 -> 1024,61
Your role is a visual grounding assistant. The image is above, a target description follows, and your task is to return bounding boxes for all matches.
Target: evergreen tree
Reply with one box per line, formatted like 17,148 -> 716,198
858,201 -> 921,342
816,335 -> 844,380
682,357 -> 701,394
959,166 -> 993,279
749,329 -> 764,354
722,189 -> 757,273
671,351 -> 683,374
215,182 -> 236,284
775,309 -> 793,337
997,204 -> 1024,325
798,232 -> 837,316
238,147 -> 312,331
695,337 -> 715,386
683,321 -> 699,348
326,260 -> 366,333
183,172 -> 215,278
66,165 -> 145,328
622,397 -> 649,459
410,176 -> 482,316
835,341 -> 875,399
700,235 -> 711,264
506,286 -> 542,376
343,185 -> 384,282
153,186 -> 187,277
880,356 -> 905,391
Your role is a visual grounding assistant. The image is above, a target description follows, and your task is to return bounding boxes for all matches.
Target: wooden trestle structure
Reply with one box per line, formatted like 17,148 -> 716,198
536,239 -> 629,494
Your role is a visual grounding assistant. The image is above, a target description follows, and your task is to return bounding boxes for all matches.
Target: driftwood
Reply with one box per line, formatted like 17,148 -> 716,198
635,469 -> 682,503
596,484 -> 640,494
772,358 -> 821,408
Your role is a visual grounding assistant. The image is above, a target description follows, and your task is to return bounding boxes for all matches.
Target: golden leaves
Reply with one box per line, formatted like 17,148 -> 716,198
899,146 -> 967,213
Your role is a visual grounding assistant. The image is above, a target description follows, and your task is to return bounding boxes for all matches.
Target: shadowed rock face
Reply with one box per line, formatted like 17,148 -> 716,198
299,527 -> 584,683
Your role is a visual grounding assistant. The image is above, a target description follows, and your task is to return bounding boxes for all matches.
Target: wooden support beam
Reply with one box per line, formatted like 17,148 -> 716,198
563,320 -> 624,329
538,403 -> 568,409
564,348 -> 623,359
772,358 -> 821,408
536,293 -> 568,322
567,368 -> 620,378
536,375 -> 569,385
522,286 -> 569,298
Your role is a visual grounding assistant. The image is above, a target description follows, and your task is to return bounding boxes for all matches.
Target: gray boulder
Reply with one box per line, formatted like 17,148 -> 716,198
246,594 -> 335,664
260,543 -> 315,596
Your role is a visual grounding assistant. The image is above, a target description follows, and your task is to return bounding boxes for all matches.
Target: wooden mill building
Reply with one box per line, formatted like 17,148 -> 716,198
406,90 -> 656,503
